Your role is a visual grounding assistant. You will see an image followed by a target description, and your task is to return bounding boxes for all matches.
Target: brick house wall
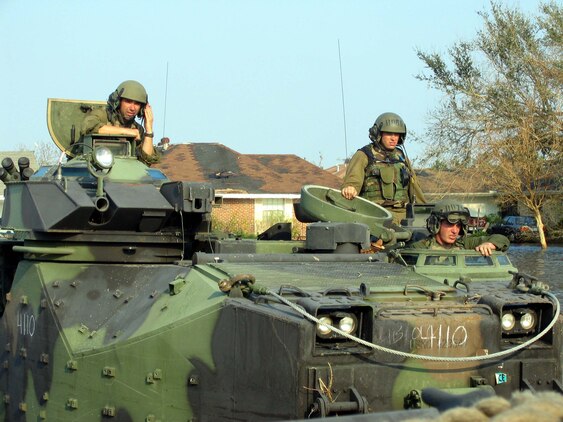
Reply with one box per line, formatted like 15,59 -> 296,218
212,197 -> 309,239
212,198 -> 256,235
292,216 -> 308,240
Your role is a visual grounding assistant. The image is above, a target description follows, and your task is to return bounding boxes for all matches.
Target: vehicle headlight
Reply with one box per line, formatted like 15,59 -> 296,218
93,147 -> 114,170
313,307 -> 371,353
501,307 -> 542,337
338,315 -> 357,334
519,310 -> 536,331
316,312 -> 360,339
501,312 -> 516,331
316,316 -> 333,337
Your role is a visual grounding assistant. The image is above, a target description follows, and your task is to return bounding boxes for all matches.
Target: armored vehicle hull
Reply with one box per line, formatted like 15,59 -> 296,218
1,252 -> 561,420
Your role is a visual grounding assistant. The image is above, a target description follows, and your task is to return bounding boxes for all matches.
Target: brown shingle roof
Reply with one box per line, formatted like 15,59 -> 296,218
415,168 -> 490,193
325,163 -> 348,179
154,143 -> 342,194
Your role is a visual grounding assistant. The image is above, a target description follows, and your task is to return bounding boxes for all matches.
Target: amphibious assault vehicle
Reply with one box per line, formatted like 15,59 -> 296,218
0,99 -> 560,421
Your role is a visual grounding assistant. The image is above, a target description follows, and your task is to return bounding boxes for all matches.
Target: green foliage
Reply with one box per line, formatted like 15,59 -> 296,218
416,1 -> 562,164
256,211 -> 302,239
430,159 -> 451,171
211,215 -> 255,239
485,213 -> 502,225
256,211 -> 287,234
212,211 -> 301,240
416,1 -> 562,248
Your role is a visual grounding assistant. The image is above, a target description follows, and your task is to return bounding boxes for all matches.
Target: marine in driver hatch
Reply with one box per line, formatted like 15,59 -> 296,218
81,80 -> 160,166
410,200 -> 510,256
340,112 -> 426,225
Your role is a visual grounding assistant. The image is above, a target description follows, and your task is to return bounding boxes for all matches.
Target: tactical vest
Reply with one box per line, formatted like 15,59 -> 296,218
359,144 -> 410,205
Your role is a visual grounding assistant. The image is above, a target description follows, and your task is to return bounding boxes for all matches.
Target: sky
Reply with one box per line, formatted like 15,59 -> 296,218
0,0 -> 545,168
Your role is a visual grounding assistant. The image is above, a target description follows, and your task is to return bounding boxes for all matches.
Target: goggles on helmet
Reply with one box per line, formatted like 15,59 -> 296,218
442,212 -> 469,225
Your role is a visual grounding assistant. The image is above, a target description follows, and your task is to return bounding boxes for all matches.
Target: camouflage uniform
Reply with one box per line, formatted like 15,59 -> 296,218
342,143 -> 426,224
410,233 -> 510,251
81,108 -> 160,166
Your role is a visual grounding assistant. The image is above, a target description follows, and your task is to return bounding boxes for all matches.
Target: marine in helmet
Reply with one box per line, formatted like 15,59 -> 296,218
409,200 -> 510,256
340,112 -> 426,224
81,80 -> 160,166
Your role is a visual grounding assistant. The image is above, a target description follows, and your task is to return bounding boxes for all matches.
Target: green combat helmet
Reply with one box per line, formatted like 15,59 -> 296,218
426,199 -> 471,235
108,80 -> 148,112
116,80 -> 147,104
369,112 -> 407,145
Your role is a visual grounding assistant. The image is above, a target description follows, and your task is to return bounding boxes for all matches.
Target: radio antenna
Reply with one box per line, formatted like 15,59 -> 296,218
338,40 -> 348,160
162,62 -> 169,139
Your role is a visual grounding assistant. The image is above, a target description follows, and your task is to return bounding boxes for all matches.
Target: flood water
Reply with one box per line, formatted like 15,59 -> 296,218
506,244 -> 563,305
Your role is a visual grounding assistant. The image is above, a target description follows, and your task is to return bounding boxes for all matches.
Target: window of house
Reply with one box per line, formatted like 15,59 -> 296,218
261,199 -> 286,222
255,198 -> 293,232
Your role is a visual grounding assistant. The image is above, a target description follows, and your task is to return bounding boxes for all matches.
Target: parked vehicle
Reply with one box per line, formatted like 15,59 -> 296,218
488,215 -> 539,242
467,216 -> 487,233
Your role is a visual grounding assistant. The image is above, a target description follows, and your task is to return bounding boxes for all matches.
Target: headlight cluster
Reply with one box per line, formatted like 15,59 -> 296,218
316,312 -> 358,339
501,308 -> 538,334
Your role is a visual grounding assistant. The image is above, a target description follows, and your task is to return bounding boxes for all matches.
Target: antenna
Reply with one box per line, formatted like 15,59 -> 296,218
338,39 -> 348,160
162,62 -> 169,139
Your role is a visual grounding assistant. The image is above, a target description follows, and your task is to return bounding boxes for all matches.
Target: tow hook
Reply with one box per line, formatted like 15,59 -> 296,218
310,387 -> 368,416
403,284 -> 446,301
217,274 -> 256,297
404,389 -> 422,409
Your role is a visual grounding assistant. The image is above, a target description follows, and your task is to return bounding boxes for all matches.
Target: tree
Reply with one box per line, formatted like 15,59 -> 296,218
416,1 -> 562,248
32,141 -> 62,167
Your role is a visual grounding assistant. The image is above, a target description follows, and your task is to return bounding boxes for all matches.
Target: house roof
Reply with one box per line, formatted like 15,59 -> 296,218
154,143 -> 342,194
324,163 -> 348,179
415,168 -> 490,194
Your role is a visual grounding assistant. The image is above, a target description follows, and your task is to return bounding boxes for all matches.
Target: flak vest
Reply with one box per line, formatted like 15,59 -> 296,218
359,144 -> 411,206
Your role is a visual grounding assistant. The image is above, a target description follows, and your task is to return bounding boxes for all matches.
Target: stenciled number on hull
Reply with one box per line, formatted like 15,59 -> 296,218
387,324 -> 469,349
17,311 -> 36,337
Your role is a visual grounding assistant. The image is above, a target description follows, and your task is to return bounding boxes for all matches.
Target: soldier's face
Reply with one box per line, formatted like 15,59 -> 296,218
436,220 -> 461,245
119,98 -> 142,121
380,132 -> 400,150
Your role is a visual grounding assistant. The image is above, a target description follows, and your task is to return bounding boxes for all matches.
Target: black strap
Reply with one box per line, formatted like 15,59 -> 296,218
360,144 -> 405,165
360,144 -> 376,164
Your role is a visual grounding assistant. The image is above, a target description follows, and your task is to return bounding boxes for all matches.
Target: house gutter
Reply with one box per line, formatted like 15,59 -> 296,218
215,193 -> 300,199
425,191 -> 499,198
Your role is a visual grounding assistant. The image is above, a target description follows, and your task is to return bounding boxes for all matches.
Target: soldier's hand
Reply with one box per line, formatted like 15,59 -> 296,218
144,103 -> 154,126
341,186 -> 358,200
475,242 -> 496,257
